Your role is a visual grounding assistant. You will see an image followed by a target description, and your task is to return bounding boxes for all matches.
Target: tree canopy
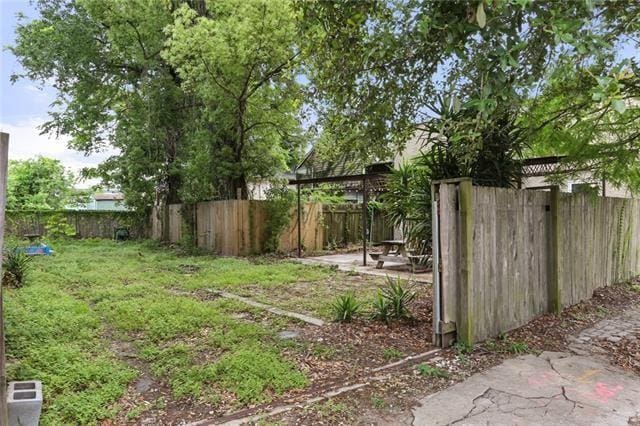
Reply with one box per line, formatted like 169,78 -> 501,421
298,0 -> 640,191
11,0 -> 304,211
11,0 -> 640,202
7,157 -> 76,210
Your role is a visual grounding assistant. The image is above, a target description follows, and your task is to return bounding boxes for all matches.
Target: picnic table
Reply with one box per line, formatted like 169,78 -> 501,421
369,239 -> 431,272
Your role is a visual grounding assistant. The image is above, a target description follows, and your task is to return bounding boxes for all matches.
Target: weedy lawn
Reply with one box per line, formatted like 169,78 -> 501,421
4,239 -> 432,424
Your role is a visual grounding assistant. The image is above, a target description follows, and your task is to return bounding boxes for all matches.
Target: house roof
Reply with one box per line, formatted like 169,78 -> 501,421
93,192 -> 124,201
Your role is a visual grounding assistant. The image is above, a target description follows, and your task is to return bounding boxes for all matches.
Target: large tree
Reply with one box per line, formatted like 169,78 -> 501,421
11,0 -> 304,210
11,0 -> 187,212
298,0 -> 639,190
164,0 -> 304,200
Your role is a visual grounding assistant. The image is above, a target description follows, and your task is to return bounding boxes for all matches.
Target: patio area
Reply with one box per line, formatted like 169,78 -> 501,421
296,252 -> 432,284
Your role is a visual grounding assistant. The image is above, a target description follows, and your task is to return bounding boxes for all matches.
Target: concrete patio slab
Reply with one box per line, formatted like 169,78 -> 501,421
294,252 -> 432,284
413,305 -> 640,426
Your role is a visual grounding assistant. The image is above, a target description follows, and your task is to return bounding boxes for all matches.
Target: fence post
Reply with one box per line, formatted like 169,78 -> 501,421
0,133 -> 10,425
458,179 -> 474,345
548,186 -> 562,314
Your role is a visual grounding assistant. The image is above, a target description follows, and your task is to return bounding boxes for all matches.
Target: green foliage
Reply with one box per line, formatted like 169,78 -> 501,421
302,184 -> 347,204
7,157 -> 76,211
523,58 -> 640,193
383,163 -> 422,239
12,0 -> 304,212
484,338 -> 529,355
370,277 -> 416,323
382,347 -> 405,361
212,344 -> 307,403
371,395 -> 385,409
508,341 -> 529,355
380,276 -> 416,320
263,183 -> 295,253
369,291 -> 392,324
307,399 -> 351,420
44,213 -> 76,239
454,341 -> 474,356
416,363 -> 450,379
3,249 -> 32,288
5,240 -> 325,422
164,0 -> 304,200
332,293 -> 361,322
299,1 -> 628,159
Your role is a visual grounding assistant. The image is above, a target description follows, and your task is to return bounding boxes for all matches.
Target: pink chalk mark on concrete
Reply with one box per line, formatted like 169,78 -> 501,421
527,371 -> 558,387
593,383 -> 623,403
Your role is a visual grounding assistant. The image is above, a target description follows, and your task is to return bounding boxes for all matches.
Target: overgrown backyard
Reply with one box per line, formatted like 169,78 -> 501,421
4,239 -> 433,425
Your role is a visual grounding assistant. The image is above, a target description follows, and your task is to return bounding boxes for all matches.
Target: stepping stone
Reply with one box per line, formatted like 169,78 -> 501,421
278,330 -> 300,340
135,376 -> 154,393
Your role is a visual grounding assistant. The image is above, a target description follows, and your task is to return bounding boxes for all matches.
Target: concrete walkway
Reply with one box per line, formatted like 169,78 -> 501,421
413,309 -> 640,425
296,252 -> 432,284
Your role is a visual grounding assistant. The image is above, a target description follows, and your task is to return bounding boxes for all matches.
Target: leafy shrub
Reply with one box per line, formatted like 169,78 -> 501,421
369,292 -> 392,323
45,213 -> 76,238
3,249 -> 32,288
507,341 -> 529,354
382,347 -> 405,361
371,276 -> 416,322
332,293 -> 360,322
454,341 -> 473,355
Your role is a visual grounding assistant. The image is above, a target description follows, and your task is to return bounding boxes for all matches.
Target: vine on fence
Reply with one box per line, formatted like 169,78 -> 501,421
263,183 -> 295,253
44,213 -> 76,238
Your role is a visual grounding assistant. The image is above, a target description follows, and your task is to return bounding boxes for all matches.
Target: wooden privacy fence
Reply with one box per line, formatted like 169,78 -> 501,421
5,210 -> 145,239
150,201 -> 324,256
322,204 -> 393,247
151,201 -> 395,255
433,179 -> 640,346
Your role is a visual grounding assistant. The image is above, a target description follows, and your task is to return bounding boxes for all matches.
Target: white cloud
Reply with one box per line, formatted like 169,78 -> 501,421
0,117 -> 119,188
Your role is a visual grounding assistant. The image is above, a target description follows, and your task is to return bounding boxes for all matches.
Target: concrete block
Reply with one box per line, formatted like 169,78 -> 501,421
7,380 -> 42,426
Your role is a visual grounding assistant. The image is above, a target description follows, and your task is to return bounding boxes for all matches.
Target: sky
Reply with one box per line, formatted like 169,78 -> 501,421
0,0 -> 113,188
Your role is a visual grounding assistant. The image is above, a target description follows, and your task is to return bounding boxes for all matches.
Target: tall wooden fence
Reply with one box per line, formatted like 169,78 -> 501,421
150,201 -> 324,256
151,201 -> 394,255
5,210 -> 145,239
434,179 -> 640,345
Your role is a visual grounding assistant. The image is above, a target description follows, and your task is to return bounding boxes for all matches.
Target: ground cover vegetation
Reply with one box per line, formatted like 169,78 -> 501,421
3,240 -> 433,424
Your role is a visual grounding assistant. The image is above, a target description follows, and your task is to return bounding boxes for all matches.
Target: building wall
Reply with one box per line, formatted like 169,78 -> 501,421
522,172 -> 633,199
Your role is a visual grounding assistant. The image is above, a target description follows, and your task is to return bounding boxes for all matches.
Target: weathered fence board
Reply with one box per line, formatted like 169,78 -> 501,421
435,182 -> 640,345
322,204 -> 393,247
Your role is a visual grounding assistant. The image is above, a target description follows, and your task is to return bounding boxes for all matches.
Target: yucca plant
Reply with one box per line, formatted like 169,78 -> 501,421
3,249 -> 32,288
332,293 -> 360,322
381,276 -> 416,320
369,291 -> 392,324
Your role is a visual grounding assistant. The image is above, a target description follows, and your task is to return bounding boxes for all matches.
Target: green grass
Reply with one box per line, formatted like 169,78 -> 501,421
5,239 -> 329,424
5,280 -> 135,425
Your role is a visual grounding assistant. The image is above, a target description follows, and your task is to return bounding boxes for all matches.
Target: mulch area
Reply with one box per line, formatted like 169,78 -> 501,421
269,279 -> 640,425
595,337 -> 640,375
